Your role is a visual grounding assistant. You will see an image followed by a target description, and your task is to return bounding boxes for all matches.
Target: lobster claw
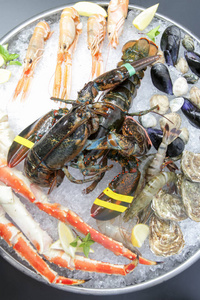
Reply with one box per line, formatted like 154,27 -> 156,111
91,169 -> 140,220
7,119 -> 38,167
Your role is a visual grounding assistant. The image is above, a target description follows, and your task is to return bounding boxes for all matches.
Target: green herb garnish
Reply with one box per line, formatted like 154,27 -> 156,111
70,233 -> 94,258
146,25 -> 160,42
0,45 -> 22,67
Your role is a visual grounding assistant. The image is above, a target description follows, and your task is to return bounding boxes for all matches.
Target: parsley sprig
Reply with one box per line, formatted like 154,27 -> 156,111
0,45 -> 22,68
70,233 -> 94,258
146,25 -> 160,42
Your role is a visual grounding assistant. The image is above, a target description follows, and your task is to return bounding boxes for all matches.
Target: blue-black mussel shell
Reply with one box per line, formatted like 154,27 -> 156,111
147,128 -> 185,157
181,97 -> 200,128
185,51 -> 200,77
150,63 -> 173,95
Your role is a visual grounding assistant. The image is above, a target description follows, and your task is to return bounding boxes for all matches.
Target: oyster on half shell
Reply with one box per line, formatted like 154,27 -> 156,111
180,176 -> 200,221
152,190 -> 188,222
181,150 -> 200,182
149,214 -> 185,256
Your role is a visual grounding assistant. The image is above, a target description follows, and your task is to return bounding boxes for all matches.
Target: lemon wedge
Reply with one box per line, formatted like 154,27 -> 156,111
0,69 -> 11,84
58,221 -> 77,258
132,3 -> 159,31
131,224 -> 149,247
73,1 -> 107,17
50,239 -> 63,250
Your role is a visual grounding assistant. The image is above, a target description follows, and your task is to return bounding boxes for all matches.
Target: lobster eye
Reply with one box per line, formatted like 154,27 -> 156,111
29,58 -> 33,64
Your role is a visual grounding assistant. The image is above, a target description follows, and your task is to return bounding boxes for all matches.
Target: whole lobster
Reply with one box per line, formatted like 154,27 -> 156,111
7,38 -> 159,199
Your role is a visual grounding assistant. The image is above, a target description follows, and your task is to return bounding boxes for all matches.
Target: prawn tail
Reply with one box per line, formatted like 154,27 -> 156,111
162,124 -> 181,146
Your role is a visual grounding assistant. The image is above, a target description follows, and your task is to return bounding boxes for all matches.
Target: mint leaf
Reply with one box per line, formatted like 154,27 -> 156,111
70,237 -> 79,247
8,53 -> 19,61
83,245 -> 90,258
76,233 -> 94,258
9,61 -> 22,66
146,25 -> 160,42
0,45 -> 9,61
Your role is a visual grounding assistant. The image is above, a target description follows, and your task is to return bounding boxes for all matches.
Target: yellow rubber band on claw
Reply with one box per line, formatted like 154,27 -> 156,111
14,136 -> 34,149
103,187 -> 133,203
122,63 -> 136,77
94,199 -> 128,213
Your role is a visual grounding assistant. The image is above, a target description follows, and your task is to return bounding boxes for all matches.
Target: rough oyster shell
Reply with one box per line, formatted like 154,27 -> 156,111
149,214 -> 185,256
181,150 -> 200,182
180,177 -> 200,221
152,190 -> 188,222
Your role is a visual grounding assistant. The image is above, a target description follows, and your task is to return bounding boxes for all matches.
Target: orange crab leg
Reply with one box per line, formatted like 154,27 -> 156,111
0,164 -> 157,266
0,209 -> 84,285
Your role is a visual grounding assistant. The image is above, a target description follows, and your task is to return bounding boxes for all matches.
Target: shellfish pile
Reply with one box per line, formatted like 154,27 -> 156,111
1,4 -> 200,290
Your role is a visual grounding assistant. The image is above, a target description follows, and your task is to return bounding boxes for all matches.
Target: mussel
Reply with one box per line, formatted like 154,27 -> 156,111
185,51 -> 200,77
181,97 -> 200,128
160,25 -> 181,66
147,128 -> 185,157
150,63 -> 173,95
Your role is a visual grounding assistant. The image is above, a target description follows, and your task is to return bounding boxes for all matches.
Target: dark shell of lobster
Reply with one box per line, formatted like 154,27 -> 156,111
160,25 -> 181,66
150,63 -> 173,95
185,51 -> 200,77
181,97 -> 200,128
147,128 -> 185,157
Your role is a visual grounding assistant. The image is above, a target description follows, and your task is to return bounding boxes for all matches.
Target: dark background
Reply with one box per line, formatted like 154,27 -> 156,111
0,0 -> 200,299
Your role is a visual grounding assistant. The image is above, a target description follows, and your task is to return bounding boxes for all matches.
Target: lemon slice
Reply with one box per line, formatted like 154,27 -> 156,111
58,221 -> 77,258
131,224 -> 149,247
73,1 -> 107,17
132,3 -> 159,31
0,69 -> 11,84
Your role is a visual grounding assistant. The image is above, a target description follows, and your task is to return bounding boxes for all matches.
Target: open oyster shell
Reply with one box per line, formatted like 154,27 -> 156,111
152,190 -> 188,222
181,150 -> 200,182
180,176 -> 200,221
149,214 -> 185,256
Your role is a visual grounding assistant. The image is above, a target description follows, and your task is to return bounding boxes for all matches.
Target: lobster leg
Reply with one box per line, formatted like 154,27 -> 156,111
0,205 -> 84,285
0,164 -> 158,266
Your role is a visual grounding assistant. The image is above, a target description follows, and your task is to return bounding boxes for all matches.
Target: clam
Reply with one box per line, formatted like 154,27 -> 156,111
173,77 -> 189,97
180,176 -> 200,222
181,97 -> 200,128
181,150 -> 200,182
151,63 -> 173,95
185,51 -> 200,77
159,112 -> 182,131
149,214 -> 185,257
179,127 -> 189,144
175,57 -> 189,74
160,25 -> 181,66
182,34 -> 195,52
152,190 -> 188,222
139,114 -> 157,128
149,94 -> 169,114
189,86 -> 200,109
169,97 -> 184,112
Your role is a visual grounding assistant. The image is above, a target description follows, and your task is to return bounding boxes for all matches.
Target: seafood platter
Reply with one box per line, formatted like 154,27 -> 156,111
1,0 -> 200,295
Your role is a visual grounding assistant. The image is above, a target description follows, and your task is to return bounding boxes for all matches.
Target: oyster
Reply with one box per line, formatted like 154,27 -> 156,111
181,150 -> 200,182
152,190 -> 188,222
149,214 -> 185,256
180,176 -> 200,221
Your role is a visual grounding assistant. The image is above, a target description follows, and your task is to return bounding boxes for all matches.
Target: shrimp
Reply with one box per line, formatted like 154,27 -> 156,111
13,21 -> 52,101
87,14 -> 106,79
53,7 -> 82,100
124,172 -> 178,221
107,0 -> 129,49
146,124 -> 181,182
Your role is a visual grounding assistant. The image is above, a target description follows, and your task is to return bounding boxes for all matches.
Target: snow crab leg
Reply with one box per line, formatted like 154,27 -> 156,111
0,205 -> 84,285
0,161 -> 158,266
0,186 -> 138,277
